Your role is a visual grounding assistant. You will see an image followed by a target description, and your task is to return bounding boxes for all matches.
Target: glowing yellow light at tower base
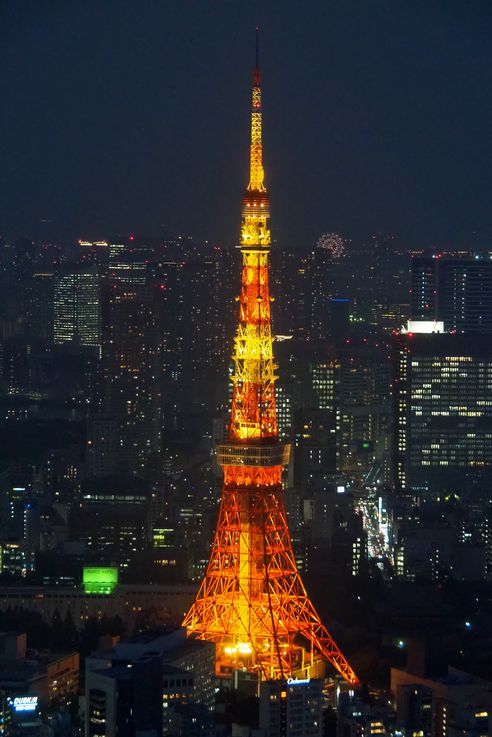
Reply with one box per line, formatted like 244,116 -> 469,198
224,642 -> 253,656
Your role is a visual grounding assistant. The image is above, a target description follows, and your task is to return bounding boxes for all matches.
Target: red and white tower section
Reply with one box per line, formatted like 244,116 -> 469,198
183,34 -> 359,687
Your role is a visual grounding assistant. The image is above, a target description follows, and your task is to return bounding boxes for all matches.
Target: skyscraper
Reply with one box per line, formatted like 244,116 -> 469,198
392,327 -> 492,495
438,257 -> 492,334
411,256 -> 437,321
99,282 -> 162,476
54,265 -> 101,353
411,255 -> 492,333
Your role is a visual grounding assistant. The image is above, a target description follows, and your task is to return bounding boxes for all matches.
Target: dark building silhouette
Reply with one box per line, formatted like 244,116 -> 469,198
87,654 -> 162,737
411,255 -> 492,333
438,257 -> 492,334
99,283 -> 162,476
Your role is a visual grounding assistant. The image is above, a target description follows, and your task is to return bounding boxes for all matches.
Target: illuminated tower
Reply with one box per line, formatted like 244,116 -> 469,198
183,32 -> 359,686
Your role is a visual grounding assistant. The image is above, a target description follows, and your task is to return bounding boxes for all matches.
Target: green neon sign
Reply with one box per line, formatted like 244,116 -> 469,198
83,567 -> 118,594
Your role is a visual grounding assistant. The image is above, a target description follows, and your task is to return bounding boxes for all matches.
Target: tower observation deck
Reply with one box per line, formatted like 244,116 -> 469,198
183,31 -> 359,686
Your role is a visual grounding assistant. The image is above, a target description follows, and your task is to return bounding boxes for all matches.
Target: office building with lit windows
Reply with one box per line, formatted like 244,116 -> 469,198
275,383 -> 293,439
310,361 -> 338,411
392,326 -> 492,495
108,241 -> 148,284
259,678 -> 323,737
411,255 -> 492,333
54,265 -> 101,353
438,257 -> 492,334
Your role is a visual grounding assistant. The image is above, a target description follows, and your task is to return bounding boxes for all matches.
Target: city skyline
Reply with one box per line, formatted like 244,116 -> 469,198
1,1 -> 492,249
1,5 -> 492,736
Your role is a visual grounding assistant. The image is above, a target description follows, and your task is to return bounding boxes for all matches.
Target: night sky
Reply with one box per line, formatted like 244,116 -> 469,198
1,1 -> 492,250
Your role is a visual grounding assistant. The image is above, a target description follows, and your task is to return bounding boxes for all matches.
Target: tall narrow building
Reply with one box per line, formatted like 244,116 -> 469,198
183,34 -> 358,686
411,256 -> 437,321
54,265 -> 101,353
99,282 -> 162,476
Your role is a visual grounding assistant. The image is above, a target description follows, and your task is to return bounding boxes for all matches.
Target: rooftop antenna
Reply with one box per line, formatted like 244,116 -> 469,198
253,26 -> 261,87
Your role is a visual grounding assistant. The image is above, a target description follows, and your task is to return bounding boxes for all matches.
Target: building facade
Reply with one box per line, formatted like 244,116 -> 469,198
393,330 -> 492,495
259,678 -> 323,737
54,266 -> 101,353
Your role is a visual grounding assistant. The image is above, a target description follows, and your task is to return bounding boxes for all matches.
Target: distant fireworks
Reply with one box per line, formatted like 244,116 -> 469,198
316,232 -> 346,258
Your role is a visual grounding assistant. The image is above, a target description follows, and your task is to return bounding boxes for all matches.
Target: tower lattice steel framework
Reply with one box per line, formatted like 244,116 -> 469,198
183,32 -> 359,686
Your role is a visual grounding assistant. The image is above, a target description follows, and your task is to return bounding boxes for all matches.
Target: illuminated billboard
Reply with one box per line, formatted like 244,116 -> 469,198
8,696 -> 38,713
83,566 -> 118,594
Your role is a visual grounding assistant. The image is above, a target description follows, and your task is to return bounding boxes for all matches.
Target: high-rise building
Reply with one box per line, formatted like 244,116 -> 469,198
275,383 -> 293,440
438,257 -> 492,334
86,654 -> 163,737
73,476 -> 150,570
23,271 -> 54,341
411,256 -> 437,321
270,249 -> 309,339
338,349 -> 390,473
85,628 -> 215,737
411,255 -> 492,333
305,481 -> 368,578
294,407 -> 338,494
259,678 -> 324,737
310,361 -> 339,411
308,246 -> 333,343
151,247 -> 236,432
395,683 -> 433,736
108,240 -> 148,284
100,282 -> 162,475
77,239 -> 110,267
371,232 -> 395,306
392,327 -> 492,495
54,265 -> 101,353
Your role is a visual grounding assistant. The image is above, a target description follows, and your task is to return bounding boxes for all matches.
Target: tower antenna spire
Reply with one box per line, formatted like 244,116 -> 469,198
249,27 -> 264,191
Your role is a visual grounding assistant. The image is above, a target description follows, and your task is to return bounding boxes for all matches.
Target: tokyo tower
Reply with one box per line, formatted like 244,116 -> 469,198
183,32 -> 359,686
